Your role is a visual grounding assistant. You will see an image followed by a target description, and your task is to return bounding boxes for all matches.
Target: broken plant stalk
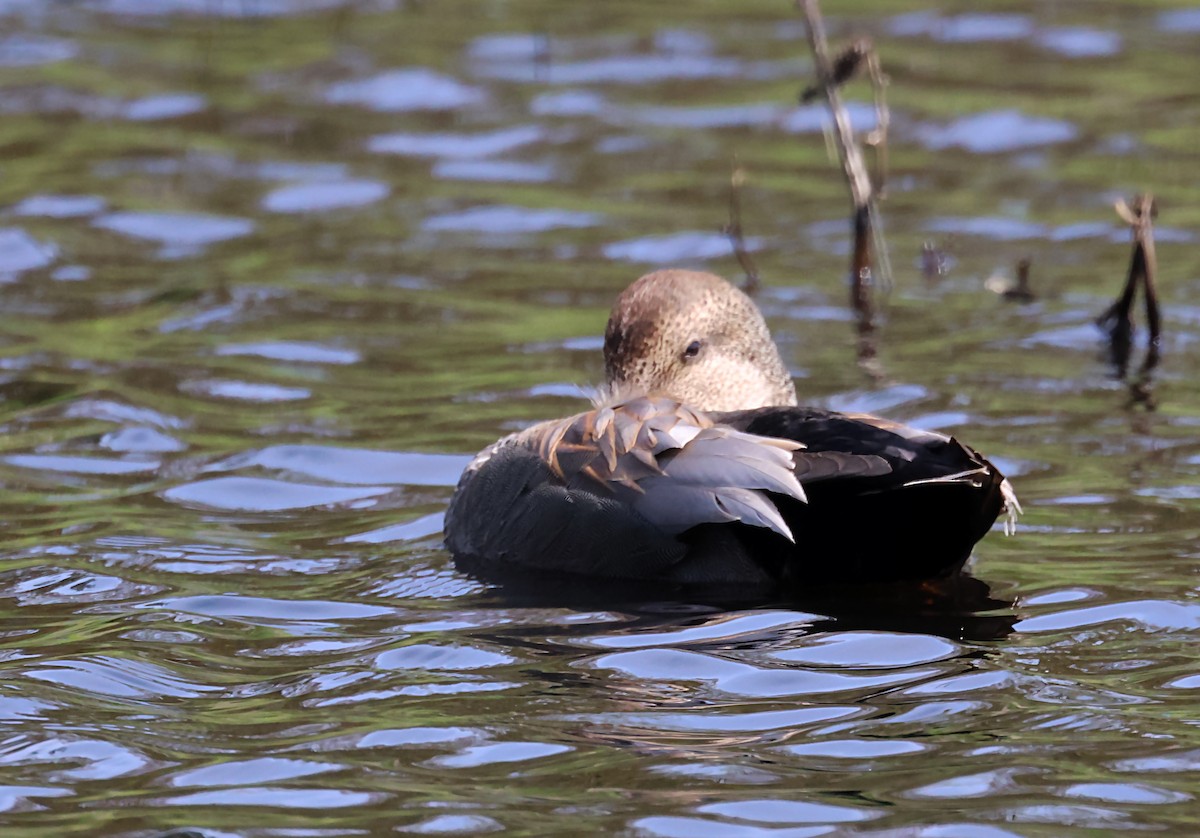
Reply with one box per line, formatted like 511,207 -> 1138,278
797,0 -> 888,377
723,160 -> 761,296
1096,194 -> 1161,406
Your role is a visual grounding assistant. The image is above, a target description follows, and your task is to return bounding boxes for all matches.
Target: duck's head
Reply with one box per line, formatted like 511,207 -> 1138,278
603,269 -> 798,412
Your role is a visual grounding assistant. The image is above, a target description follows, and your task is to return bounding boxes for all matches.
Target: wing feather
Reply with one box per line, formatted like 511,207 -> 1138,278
453,396 -> 809,566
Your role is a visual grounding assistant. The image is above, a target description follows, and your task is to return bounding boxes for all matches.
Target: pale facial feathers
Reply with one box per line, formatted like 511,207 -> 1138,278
603,270 -> 798,412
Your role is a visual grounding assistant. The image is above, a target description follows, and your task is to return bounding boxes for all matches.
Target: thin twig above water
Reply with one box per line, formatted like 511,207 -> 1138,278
796,0 -> 890,379
1096,194 -> 1161,408
723,159 -> 761,296
986,256 -> 1036,303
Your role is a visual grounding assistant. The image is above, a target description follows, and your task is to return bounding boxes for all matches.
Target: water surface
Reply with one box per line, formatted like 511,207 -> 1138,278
1,1 -> 1198,835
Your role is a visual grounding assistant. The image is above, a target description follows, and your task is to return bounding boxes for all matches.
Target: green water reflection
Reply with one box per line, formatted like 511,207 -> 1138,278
0,1 -> 1198,836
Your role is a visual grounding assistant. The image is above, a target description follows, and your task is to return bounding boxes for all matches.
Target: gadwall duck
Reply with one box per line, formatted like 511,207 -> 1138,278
445,269 -> 1018,594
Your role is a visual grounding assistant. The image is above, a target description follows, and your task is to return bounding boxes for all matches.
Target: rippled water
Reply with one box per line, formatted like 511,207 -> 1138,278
1,1 -> 1199,835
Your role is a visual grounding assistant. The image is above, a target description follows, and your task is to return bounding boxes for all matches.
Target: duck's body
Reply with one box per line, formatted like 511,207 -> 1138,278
445,270 -> 1017,594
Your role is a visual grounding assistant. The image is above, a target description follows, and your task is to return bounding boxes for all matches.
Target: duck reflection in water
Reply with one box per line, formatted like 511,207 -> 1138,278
480,573 -> 1017,643
445,270 -> 1019,622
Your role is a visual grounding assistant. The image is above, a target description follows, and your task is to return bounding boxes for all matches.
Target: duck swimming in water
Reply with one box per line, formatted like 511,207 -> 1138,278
445,269 -> 1018,594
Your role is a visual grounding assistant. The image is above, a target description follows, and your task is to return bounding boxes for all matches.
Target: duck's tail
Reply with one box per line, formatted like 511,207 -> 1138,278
1000,478 -> 1022,536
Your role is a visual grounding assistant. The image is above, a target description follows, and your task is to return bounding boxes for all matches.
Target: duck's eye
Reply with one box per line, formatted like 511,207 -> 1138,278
682,339 -> 704,360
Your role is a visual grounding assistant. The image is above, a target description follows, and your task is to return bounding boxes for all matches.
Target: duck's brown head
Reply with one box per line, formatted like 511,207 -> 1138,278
603,269 -> 798,412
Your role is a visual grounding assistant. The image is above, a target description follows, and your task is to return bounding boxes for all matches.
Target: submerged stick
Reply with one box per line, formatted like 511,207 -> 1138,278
800,38 -> 870,103
1127,197 -> 1162,368
1129,196 -> 1161,405
864,43 -> 890,203
920,240 -> 949,281
1097,194 -> 1160,406
799,2 -> 871,210
1096,237 -> 1139,376
1005,257 -> 1036,303
797,0 -> 888,378
723,160 -> 761,295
